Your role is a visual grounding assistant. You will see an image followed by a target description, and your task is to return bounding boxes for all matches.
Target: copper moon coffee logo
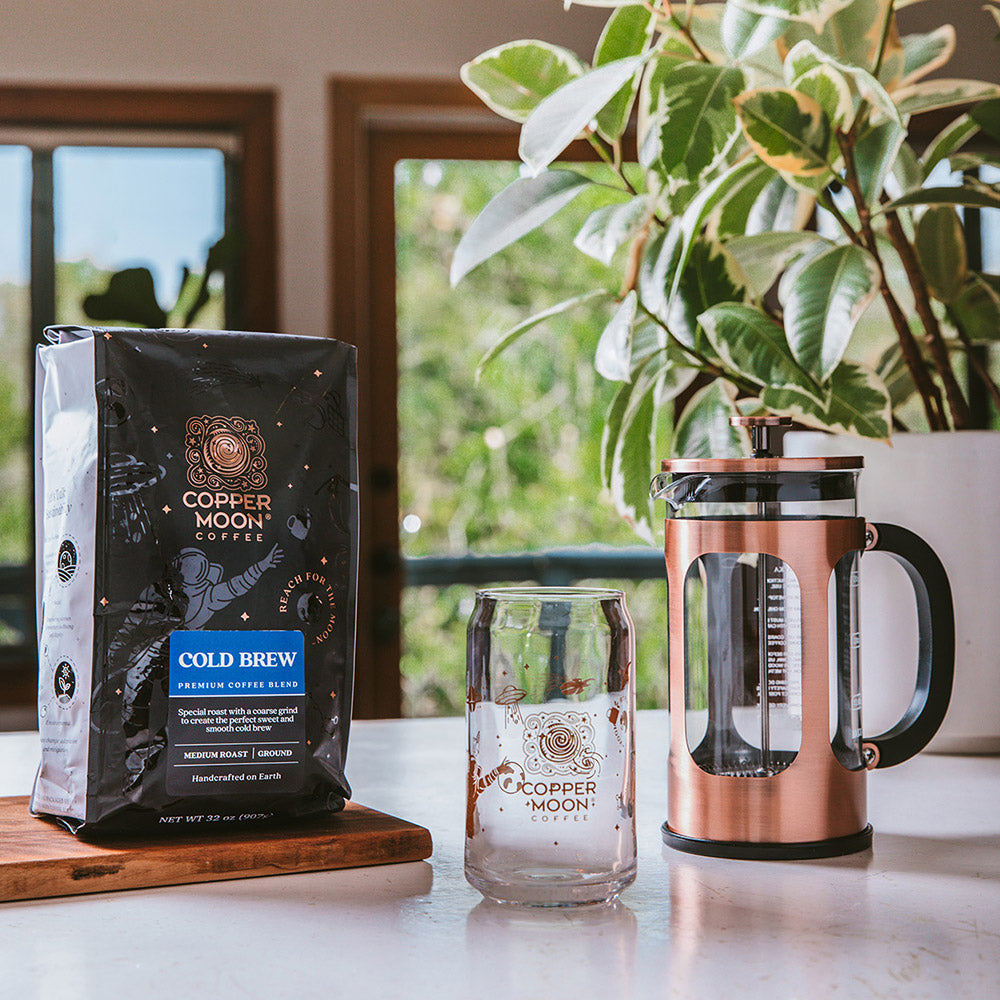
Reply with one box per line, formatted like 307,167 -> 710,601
185,415 -> 267,491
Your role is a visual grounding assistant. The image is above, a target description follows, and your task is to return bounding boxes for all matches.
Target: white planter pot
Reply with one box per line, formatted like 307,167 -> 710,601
784,430 -> 1000,754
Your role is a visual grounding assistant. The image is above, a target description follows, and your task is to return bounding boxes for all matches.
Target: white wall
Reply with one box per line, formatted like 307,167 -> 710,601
0,0 -> 606,338
0,1 -> 994,339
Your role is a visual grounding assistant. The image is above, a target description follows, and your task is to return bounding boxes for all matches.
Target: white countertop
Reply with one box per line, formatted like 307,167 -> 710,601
1,712 -> 998,1000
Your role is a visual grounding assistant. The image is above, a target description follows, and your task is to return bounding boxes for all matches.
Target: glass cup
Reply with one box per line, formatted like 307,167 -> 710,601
465,587 -> 637,906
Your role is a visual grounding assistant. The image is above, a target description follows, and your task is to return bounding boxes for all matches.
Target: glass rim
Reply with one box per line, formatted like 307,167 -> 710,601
475,586 -> 625,602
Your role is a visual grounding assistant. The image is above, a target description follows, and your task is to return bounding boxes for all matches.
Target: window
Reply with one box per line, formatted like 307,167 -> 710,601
0,86 -> 277,728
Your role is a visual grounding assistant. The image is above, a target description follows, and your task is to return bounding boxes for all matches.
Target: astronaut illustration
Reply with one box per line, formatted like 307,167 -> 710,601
110,544 -> 284,793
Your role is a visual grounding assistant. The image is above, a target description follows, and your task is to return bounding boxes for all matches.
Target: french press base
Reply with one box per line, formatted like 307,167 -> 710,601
652,417 -> 954,860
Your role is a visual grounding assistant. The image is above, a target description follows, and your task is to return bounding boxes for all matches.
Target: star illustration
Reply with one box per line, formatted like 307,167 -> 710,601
103,332 -> 112,340
100,597 -> 109,607
151,426 -> 158,434
320,556 -> 327,566
162,504 -> 171,514
314,369 -> 323,377
240,612 -> 250,622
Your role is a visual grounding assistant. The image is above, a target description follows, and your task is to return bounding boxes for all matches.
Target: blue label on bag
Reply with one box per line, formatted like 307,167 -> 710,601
168,630 -> 305,696
165,630 -> 307,796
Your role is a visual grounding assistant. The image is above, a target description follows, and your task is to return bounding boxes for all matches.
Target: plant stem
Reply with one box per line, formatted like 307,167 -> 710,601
881,200 -> 973,428
586,132 -> 639,196
835,130 -> 949,430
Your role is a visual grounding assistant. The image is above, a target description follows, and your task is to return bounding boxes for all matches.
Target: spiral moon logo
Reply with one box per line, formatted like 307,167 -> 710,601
185,415 -> 267,491
523,711 -> 602,778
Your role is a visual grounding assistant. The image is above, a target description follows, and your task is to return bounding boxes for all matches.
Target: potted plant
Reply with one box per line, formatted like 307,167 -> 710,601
452,0 -> 1000,750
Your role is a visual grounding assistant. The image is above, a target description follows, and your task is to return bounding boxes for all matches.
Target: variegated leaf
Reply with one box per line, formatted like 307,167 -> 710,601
520,56 -> 647,175
725,231 -> 830,298
673,380 -> 749,459
892,79 -> 1000,118
883,182 -> 1000,213
450,170 -> 593,285
667,239 -> 746,356
642,59 -> 746,187
575,196 -> 651,266
730,0 -> 853,33
722,1 -> 786,59
593,3 -> 656,142
762,362 -> 891,439
461,42 -> 587,124
595,291 -> 638,382
792,65 -> 855,130
779,244 -> 881,382
476,290 -> 611,381
854,118 -> 907,204
699,301 -> 820,400
778,0 -> 897,74
735,87 -> 832,177
668,159 -> 773,305
899,26 -> 956,88
920,114 -> 979,178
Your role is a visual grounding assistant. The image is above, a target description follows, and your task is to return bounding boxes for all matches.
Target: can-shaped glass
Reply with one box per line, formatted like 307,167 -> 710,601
465,587 -> 637,905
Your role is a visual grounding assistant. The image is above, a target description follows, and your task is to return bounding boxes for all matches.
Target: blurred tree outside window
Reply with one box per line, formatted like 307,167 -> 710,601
395,159 -> 670,717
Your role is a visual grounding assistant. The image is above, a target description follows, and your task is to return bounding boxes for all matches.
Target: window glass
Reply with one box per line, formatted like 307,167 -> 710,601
53,146 -> 226,327
395,159 -> 669,716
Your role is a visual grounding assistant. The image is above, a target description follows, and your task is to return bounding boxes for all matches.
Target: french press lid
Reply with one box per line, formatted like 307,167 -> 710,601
650,416 -> 864,509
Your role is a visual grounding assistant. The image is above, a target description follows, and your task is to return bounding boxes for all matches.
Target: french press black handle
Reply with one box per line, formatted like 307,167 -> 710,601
862,522 -> 955,769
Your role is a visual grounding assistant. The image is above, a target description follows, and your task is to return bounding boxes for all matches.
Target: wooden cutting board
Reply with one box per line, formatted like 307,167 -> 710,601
0,795 -> 432,902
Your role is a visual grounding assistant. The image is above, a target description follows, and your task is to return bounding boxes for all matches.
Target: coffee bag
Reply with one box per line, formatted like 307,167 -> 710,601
32,326 -> 358,833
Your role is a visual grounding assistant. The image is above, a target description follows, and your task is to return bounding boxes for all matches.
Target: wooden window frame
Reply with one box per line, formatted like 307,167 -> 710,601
0,84 -> 278,723
328,77 -> 601,718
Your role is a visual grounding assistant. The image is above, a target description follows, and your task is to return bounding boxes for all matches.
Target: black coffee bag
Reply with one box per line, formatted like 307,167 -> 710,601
33,327 -> 358,833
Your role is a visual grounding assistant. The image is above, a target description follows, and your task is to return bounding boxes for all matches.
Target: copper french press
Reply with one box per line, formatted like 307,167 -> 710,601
650,416 -> 954,859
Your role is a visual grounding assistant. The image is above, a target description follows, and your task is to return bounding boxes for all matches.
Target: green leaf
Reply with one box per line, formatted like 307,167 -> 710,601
893,79 -> 1000,118
699,301 -> 820,399
595,291 -> 638,382
82,267 -> 167,328
519,56 -> 647,174
574,195 -> 651,266
915,207 -> 967,304
853,118 -> 906,204
724,231 -> 829,298
779,244 -> 880,382
722,2 -> 786,59
882,182 -> 1000,213
450,169 -> 593,285
875,341 -> 916,409
735,88 -> 832,177
781,38 -> 900,128
642,59 -> 747,186
790,65 -> 854,130
777,0 -> 897,74
920,114 -> 979,179
638,224 -> 682,322
476,290 -> 611,381
668,159 -> 774,304
762,362 -> 891,439
460,41 -> 587,124
970,99 -> 1000,144
667,239 -> 746,355
729,0 -> 854,32
593,4 -> 656,141
899,26 -> 956,87
949,274 -> 1000,343
602,350 -> 664,542
673,380 -> 749,459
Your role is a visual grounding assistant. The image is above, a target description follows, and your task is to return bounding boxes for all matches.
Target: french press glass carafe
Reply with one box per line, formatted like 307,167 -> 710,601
650,416 -> 954,859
